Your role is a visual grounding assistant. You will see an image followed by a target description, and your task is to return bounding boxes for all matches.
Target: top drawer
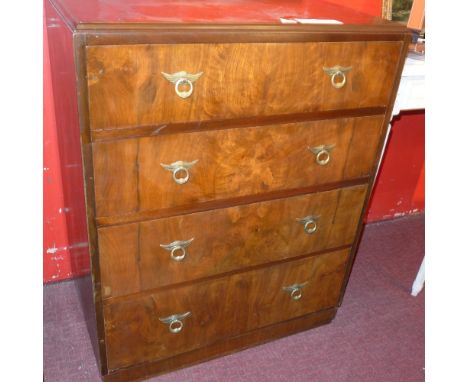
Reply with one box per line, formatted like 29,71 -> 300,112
86,41 -> 402,130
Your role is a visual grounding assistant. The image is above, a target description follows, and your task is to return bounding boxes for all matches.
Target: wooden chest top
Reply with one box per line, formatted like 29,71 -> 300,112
50,0 -> 393,27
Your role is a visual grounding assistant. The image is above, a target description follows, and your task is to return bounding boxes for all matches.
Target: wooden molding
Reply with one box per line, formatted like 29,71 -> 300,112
407,0 -> 425,31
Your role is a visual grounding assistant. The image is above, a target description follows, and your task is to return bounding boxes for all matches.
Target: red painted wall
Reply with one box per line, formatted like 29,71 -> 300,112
44,4 -> 90,283
43,0 -> 424,283
325,0 -> 382,16
43,8 -> 73,282
366,111 -> 425,222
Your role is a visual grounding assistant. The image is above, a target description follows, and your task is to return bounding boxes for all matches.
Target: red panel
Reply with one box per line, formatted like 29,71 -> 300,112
324,0 -> 382,16
366,111 -> 425,222
52,0 -> 383,25
412,160 -> 425,205
43,6 -> 73,282
44,2 -> 90,283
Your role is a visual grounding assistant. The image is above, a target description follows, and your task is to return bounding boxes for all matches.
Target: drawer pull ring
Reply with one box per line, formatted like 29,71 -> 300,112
323,66 -> 352,89
160,238 -> 194,262
309,144 -> 335,166
161,71 -> 203,99
161,160 -> 199,185
283,282 -> 308,301
296,215 -> 320,234
159,312 -> 192,334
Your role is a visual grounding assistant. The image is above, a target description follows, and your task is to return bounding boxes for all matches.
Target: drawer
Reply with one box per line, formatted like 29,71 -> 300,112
86,42 -> 402,130
98,185 -> 366,298
93,116 -> 383,218
103,248 -> 349,371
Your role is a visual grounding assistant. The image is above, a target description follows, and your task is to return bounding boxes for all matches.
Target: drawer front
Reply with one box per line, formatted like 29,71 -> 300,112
93,116 -> 383,218
103,248 -> 349,371
98,185 -> 366,298
86,42 -> 401,130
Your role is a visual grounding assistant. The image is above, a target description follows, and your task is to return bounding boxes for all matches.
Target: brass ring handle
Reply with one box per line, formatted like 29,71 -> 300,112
174,78 -> 194,98
169,319 -> 184,333
172,166 -> 190,184
170,247 -> 186,262
296,215 -> 320,235
160,160 -> 199,185
322,66 -> 352,89
308,145 -> 335,166
160,238 -> 194,262
283,282 -> 308,301
159,311 -> 191,334
161,71 -> 203,99
290,287 -> 302,300
331,71 -> 346,89
315,149 -> 331,166
303,220 -> 318,234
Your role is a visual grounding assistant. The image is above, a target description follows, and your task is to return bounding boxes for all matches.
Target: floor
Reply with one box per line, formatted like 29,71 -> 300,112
44,213 -> 425,382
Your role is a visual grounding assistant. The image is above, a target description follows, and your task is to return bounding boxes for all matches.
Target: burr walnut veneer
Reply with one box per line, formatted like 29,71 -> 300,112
46,0 -> 411,380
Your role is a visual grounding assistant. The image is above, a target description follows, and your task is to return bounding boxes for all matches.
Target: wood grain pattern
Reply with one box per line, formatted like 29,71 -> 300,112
102,308 -> 337,382
95,177 -> 368,227
103,248 -> 349,371
98,224 -> 141,298
45,3 -> 412,377
90,107 -> 386,142
98,185 -> 366,298
93,116 -> 383,218
92,139 -> 139,217
86,42 -> 401,130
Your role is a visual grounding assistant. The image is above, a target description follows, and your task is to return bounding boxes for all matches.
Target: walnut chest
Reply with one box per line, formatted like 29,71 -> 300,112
46,0 -> 411,380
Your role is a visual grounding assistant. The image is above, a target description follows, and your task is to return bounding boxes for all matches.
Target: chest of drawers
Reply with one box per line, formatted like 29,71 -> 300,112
46,0 -> 410,380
